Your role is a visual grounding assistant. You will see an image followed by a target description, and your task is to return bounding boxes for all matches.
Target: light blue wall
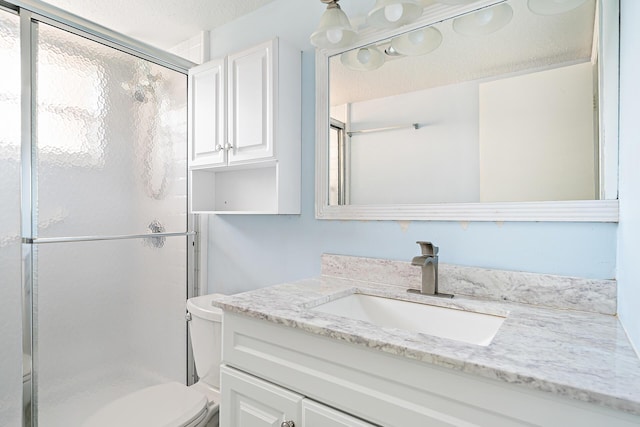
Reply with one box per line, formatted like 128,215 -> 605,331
206,0 -> 617,295
617,0 -> 640,355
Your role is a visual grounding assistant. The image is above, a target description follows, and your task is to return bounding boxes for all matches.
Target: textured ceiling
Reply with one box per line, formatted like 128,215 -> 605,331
40,0 -> 278,49
330,0 -> 597,106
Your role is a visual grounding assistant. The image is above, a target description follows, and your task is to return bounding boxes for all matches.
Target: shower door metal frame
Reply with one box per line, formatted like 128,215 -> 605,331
7,2 -> 199,425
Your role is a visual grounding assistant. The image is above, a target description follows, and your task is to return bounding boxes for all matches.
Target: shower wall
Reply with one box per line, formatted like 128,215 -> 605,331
0,9 -> 24,427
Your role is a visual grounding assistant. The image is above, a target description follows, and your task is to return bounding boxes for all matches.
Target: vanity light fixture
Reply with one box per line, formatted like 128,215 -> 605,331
311,0 -> 425,48
527,0 -> 589,15
340,45 -> 386,71
452,3 -> 513,36
310,0 -> 357,49
367,0 -> 424,29
391,26 -> 442,56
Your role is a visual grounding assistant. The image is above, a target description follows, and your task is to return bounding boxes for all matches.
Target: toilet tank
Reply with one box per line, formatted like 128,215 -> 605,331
186,294 -> 223,390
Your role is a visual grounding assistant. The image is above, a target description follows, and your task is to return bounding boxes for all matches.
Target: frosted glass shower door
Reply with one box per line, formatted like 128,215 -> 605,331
34,22 -> 188,238
30,20 -> 189,427
34,238 -> 188,426
0,8 -> 23,427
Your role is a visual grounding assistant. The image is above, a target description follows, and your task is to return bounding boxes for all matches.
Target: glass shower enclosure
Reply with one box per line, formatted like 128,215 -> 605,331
0,3 -> 195,426
0,6 -> 24,426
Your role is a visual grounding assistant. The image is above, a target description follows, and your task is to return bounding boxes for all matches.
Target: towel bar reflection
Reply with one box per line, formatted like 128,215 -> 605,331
347,122 -> 421,137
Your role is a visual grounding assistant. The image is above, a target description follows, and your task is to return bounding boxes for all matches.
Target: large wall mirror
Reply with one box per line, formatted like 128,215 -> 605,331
315,0 -> 619,221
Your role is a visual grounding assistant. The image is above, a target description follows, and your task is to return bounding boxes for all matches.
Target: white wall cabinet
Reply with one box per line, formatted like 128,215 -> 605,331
220,365 -> 375,427
188,38 -> 301,214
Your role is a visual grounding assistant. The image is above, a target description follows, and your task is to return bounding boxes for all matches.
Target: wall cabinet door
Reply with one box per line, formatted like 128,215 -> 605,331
189,58 -> 226,168
221,366 -> 302,427
302,400 -> 376,427
227,39 -> 274,165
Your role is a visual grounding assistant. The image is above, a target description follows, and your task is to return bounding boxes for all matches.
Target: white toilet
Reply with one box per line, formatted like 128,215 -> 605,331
83,294 -> 223,427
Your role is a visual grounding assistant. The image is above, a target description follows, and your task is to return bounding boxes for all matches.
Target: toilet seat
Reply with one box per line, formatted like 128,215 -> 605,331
82,382 -> 208,427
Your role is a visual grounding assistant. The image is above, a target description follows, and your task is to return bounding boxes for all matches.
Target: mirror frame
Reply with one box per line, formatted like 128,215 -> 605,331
315,0 -> 619,222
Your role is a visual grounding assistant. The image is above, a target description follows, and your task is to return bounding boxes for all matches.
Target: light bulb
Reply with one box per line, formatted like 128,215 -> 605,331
408,30 -> 425,45
475,9 -> 494,26
384,4 -> 404,23
357,48 -> 372,64
326,28 -> 344,44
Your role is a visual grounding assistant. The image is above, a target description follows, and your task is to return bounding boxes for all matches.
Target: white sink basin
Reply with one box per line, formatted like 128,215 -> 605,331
311,294 -> 505,346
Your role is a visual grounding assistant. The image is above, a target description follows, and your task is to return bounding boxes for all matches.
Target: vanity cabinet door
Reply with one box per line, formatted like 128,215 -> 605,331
302,400 -> 376,427
227,39 -> 274,165
220,365 -> 302,427
188,58 -> 226,168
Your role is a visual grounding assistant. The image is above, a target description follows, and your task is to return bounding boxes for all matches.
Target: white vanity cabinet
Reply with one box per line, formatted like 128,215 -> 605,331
301,400 -> 376,427
220,365 -> 375,427
188,38 -> 301,214
220,311 -> 640,427
220,365 -> 302,427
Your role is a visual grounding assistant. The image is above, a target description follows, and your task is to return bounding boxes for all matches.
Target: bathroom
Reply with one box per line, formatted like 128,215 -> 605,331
1,0 -> 639,425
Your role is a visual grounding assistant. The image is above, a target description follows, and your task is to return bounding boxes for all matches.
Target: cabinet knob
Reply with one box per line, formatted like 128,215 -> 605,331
281,421 -> 295,427
224,142 -> 233,151
214,144 -> 223,152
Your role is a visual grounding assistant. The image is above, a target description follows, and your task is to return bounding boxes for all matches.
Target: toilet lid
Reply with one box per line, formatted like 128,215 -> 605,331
82,382 -> 207,427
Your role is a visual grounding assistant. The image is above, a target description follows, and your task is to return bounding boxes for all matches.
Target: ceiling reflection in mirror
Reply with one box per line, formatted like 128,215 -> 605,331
328,0 -> 598,206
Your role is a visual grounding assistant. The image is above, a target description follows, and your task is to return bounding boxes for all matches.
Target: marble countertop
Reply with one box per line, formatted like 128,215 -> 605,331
211,276 -> 640,416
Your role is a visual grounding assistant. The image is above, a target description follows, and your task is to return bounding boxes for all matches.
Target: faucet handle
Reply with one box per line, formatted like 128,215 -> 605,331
416,241 -> 438,256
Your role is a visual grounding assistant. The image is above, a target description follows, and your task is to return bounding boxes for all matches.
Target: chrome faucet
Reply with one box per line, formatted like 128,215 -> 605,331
408,241 -> 453,298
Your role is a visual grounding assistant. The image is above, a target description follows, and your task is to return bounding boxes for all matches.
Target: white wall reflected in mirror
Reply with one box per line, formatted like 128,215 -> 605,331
328,0 -> 599,206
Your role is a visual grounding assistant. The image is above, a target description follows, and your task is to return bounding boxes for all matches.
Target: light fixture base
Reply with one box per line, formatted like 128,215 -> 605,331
321,0 -> 339,8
